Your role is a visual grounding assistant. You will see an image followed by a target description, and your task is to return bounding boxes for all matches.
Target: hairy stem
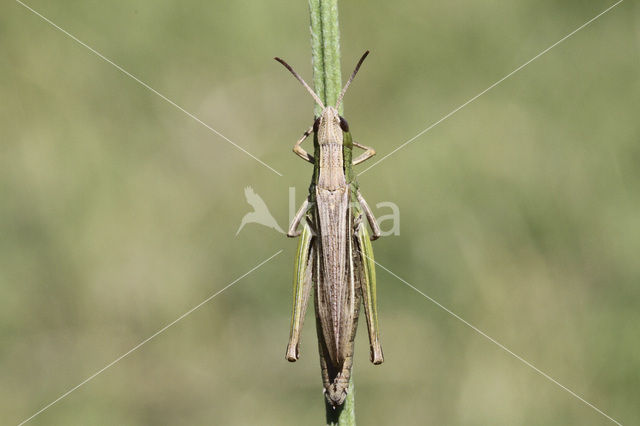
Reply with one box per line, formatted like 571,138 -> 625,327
309,1 -> 355,425
309,0 -> 343,116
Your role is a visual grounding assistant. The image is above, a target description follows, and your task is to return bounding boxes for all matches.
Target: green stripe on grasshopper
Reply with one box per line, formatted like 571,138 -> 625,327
356,224 -> 383,364
286,222 -> 313,361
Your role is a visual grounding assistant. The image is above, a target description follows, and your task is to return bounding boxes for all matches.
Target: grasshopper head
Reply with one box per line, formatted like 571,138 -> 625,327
316,106 -> 350,145
319,106 -> 340,130
315,49 -> 367,144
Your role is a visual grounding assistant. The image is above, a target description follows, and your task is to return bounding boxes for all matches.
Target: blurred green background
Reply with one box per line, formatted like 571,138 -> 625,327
2,0 -> 639,424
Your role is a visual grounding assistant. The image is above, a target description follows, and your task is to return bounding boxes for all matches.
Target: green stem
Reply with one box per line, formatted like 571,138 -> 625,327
309,1 -> 354,425
309,0 -> 343,116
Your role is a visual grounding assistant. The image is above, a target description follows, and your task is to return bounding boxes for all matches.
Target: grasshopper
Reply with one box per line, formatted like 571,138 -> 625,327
275,51 -> 383,406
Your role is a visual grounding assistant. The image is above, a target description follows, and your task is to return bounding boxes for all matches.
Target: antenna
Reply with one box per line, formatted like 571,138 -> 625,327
336,50 -> 369,109
274,57 -> 325,109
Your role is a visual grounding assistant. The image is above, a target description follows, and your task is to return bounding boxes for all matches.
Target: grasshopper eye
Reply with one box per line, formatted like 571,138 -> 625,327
339,116 -> 349,132
313,117 -> 320,133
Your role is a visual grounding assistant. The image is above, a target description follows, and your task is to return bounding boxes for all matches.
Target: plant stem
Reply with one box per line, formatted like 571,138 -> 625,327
309,0 -> 342,116
308,1 -> 355,425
